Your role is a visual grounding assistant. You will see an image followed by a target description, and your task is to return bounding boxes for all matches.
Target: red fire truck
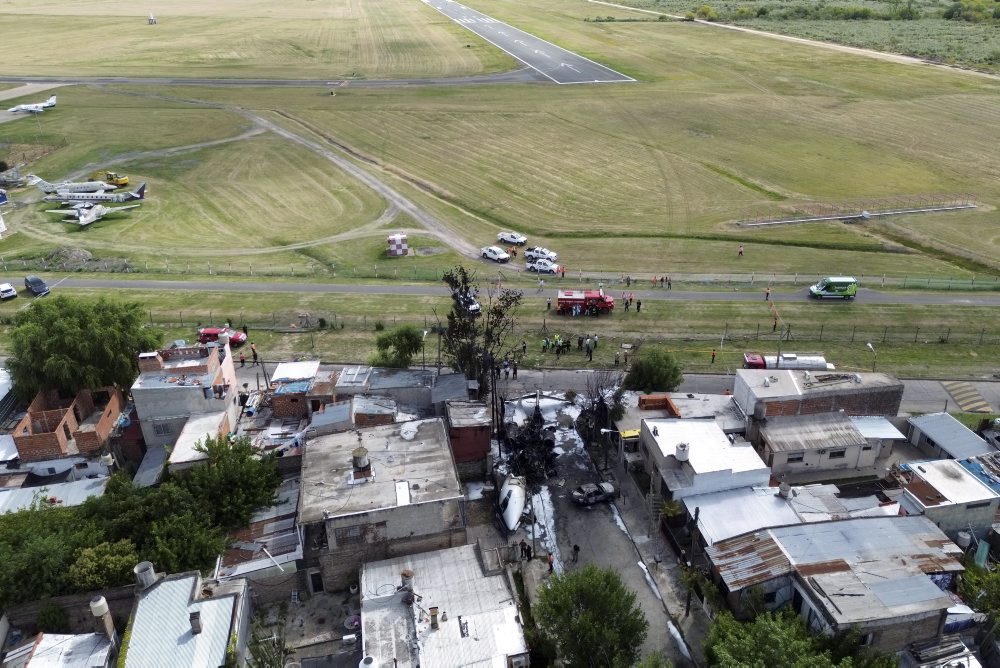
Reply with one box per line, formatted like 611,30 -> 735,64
556,289 -> 615,316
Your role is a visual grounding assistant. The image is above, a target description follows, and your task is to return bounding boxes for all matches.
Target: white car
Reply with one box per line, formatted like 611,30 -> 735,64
481,246 -> 511,263
0,283 -> 16,300
527,259 -> 560,274
497,231 -> 528,246
524,246 -> 557,262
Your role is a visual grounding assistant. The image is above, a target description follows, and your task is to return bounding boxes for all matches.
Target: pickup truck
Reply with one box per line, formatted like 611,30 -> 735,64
572,482 -> 615,506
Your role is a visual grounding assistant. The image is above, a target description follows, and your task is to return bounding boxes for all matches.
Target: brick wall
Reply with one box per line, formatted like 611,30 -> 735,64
354,412 -> 394,428
869,613 -> 942,653
13,432 -> 66,461
763,386 -> 903,418
272,394 -> 308,419
449,425 -> 489,464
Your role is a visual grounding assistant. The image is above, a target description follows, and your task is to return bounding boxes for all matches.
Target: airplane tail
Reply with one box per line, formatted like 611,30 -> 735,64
45,96 -> 57,107
27,175 -> 55,192
132,183 -> 147,200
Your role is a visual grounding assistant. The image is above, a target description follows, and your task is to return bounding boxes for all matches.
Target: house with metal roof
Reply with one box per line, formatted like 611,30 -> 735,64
360,544 -> 529,668
122,562 -> 250,668
1,632 -> 114,668
907,412 -> 994,460
759,412 -> 879,475
297,418 -> 465,593
639,419 -> 769,501
705,515 -> 963,652
894,459 -> 1000,541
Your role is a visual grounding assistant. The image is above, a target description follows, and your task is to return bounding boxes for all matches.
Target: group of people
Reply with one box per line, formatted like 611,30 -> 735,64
542,333 -> 603,361
621,292 -> 641,313
620,274 -> 671,289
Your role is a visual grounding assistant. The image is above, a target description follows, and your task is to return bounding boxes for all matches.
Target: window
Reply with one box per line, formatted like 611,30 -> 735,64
829,450 -> 846,459
966,501 -> 992,510
862,446 -> 872,451
764,591 -> 777,604
153,421 -> 172,436
335,525 -> 363,545
786,453 -> 804,464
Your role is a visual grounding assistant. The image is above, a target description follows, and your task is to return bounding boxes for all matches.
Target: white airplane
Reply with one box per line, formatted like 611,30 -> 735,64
46,203 -> 140,227
28,174 -> 116,194
44,182 -> 146,206
7,95 -> 57,114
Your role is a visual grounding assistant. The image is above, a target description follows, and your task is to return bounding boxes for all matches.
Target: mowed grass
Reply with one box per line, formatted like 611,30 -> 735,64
0,0 -> 513,79
2,286 -> 998,377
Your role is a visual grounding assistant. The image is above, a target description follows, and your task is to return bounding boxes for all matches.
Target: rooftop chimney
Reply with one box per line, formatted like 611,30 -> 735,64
90,596 -> 119,651
429,607 -> 439,630
190,611 -> 202,635
133,561 -> 157,591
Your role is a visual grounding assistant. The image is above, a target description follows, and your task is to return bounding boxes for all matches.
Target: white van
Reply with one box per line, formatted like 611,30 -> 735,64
809,276 -> 857,299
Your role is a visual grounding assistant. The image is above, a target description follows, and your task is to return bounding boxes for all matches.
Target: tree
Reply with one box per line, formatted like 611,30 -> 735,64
178,435 -> 281,530
69,539 -> 139,591
706,610 -> 896,668
534,564 -> 648,668
440,266 -> 523,396
623,346 -> 683,393
247,616 -> 291,667
6,296 -> 161,399
370,324 -> 424,368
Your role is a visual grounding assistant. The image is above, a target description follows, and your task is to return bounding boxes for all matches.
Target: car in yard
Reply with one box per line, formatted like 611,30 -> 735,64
480,246 -> 511,263
571,482 -> 616,506
497,231 -> 528,246
524,246 -> 557,262
526,258 -> 561,274
0,283 -> 17,301
197,326 -> 248,346
23,275 -> 50,297
459,294 -> 482,316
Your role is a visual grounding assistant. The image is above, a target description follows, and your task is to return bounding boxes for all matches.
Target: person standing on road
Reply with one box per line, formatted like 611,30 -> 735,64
667,276 -> 672,290
239,353 -> 246,368
572,544 -> 580,563
250,343 -> 259,366
765,286 -> 771,301
512,361 -> 518,379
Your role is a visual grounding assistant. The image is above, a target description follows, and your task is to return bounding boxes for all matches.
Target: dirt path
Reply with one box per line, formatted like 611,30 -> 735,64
588,0 -> 1000,82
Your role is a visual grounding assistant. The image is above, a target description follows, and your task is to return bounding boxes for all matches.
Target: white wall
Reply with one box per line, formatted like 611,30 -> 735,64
769,443 -> 881,475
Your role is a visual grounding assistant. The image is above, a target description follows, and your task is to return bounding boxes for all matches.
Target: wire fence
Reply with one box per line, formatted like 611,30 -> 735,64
3,252 -> 1000,293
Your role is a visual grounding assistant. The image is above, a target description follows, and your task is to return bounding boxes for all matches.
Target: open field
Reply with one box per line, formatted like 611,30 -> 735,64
0,0 -> 513,79
1,287 -> 998,377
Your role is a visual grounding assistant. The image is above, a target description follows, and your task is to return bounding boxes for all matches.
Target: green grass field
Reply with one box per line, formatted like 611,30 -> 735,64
2,0 -> 1000,379
0,0 -> 513,79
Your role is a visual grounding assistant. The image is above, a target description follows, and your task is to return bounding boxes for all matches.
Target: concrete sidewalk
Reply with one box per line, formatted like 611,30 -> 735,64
606,458 -> 709,667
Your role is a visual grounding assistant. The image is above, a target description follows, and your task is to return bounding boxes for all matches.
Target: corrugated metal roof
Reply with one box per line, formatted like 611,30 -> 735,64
707,515 -> 962,592
27,633 -> 112,668
909,412 -> 994,459
271,360 -> 320,383
761,412 -> 867,453
125,575 -> 236,668
0,477 -> 109,514
850,416 -> 906,440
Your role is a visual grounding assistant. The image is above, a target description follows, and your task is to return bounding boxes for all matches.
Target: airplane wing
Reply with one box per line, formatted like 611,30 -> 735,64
45,209 -> 80,216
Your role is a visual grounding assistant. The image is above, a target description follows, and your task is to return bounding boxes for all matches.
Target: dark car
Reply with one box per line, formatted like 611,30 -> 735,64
24,275 -> 50,297
571,482 -> 616,506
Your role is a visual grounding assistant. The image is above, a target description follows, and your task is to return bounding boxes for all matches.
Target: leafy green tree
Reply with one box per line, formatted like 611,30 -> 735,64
371,324 -> 425,368
441,265 -> 523,396
247,616 -> 291,667
37,604 -> 70,633
534,564 -> 648,668
177,435 -> 281,530
69,539 -> 139,591
623,346 -> 683,393
149,511 -> 226,574
959,563 -> 1000,616
706,610 -> 895,668
635,651 -> 672,668
6,296 -> 161,399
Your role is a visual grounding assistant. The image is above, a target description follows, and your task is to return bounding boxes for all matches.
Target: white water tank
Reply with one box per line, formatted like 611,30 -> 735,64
134,561 -> 156,590
957,531 -> 972,550
778,482 -> 792,499
675,443 -> 689,462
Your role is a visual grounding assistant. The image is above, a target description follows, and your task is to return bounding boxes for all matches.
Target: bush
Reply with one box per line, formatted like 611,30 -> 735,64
374,320 -> 385,331
684,11 -> 696,19
734,5 -> 756,19
37,604 -> 70,633
695,4 -> 719,20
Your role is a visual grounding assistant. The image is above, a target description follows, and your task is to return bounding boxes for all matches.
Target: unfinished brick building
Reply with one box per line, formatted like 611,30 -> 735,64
13,388 -> 124,462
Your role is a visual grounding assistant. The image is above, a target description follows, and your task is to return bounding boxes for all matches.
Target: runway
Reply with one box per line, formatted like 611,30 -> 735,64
424,0 -> 634,84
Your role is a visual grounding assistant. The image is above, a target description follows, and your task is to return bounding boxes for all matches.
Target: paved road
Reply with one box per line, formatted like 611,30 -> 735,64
47,277 -> 1000,307
424,0 -> 633,84
0,69 -> 542,88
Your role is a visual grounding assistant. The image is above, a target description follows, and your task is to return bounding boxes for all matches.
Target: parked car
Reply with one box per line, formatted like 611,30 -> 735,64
23,275 -> 49,297
571,482 -> 616,506
497,231 -> 528,246
197,326 -> 248,346
460,294 -> 482,316
0,283 -> 17,301
524,247 -> 557,262
526,258 -> 561,274
480,246 -> 511,263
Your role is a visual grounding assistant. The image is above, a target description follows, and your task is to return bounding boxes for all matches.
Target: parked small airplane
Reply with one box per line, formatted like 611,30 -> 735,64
7,95 -> 56,114
46,203 -> 140,227
28,174 -> 116,194
44,183 -> 146,206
